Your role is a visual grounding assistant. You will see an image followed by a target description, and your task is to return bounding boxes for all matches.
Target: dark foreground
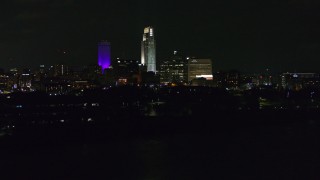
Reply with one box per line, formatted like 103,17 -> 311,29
0,110 -> 319,180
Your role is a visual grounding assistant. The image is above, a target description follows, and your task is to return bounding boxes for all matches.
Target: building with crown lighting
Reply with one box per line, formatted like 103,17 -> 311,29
141,26 -> 156,73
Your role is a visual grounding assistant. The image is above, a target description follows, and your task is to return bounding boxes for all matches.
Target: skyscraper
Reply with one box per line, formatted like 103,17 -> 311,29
160,51 -> 187,85
98,41 -> 111,73
141,26 -> 156,73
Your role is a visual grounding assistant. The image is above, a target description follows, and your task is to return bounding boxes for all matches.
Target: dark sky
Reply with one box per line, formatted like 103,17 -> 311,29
1,0 -> 320,73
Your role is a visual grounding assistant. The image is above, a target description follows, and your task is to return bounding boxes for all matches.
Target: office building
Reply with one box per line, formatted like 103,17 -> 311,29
54,64 -> 68,77
114,58 -> 140,85
213,71 -> 241,89
98,41 -> 111,73
141,26 -> 156,73
188,58 -> 213,82
18,73 -> 32,90
160,51 -> 187,85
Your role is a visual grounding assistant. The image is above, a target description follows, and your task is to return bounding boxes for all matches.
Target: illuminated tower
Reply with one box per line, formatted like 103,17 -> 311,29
141,26 -> 156,73
98,41 -> 111,73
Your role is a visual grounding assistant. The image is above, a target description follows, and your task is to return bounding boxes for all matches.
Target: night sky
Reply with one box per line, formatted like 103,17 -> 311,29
1,0 -> 320,73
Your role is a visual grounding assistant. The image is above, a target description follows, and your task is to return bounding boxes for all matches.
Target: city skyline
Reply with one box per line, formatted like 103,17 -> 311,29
0,0 -> 319,73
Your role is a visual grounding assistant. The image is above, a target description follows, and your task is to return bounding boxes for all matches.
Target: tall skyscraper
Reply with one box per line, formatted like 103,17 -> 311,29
141,26 -> 156,73
98,41 -> 111,73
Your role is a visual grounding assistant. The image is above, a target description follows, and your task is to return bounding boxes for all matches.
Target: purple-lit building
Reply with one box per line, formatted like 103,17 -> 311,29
98,41 -> 111,73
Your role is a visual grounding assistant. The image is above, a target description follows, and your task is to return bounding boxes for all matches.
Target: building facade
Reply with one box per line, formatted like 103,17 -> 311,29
141,26 -> 156,73
187,58 -> 213,82
160,51 -> 187,85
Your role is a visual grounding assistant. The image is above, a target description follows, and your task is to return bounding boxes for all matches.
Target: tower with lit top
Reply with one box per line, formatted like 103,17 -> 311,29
141,26 -> 156,73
